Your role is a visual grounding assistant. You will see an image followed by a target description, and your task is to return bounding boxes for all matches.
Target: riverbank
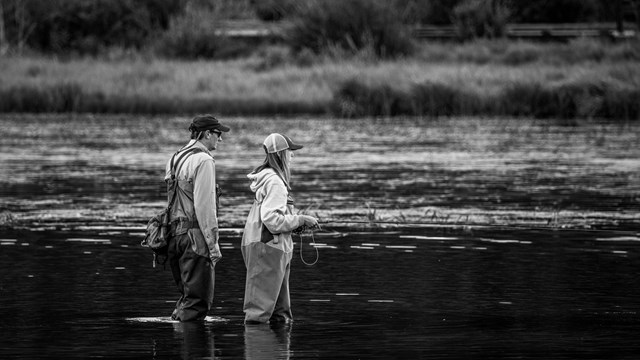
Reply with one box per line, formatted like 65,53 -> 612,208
1,39 -> 639,119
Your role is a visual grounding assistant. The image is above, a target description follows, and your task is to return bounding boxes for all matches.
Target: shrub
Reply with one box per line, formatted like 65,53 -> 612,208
286,0 -> 414,59
0,83 -> 84,112
3,0 -> 183,54
600,88 -> 640,120
333,78 -> 410,117
499,83 -> 559,118
452,0 -> 510,40
500,80 -> 617,120
153,7 -> 252,59
253,0 -> 299,21
500,42 -> 541,65
411,82 -> 485,116
411,82 -> 458,116
606,40 -> 640,62
508,0 -> 599,23
244,45 -> 292,71
553,81 -> 609,119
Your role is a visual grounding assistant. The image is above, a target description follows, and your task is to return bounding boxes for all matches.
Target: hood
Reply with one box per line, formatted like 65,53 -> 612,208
247,168 -> 279,194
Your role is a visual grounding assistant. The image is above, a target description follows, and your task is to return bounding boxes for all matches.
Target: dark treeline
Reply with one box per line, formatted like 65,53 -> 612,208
1,0 -> 638,57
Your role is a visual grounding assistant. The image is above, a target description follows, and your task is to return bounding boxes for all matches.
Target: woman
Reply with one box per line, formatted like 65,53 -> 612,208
241,133 -> 318,324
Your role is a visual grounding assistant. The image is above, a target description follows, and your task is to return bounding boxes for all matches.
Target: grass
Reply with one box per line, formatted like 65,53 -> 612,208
1,38 -> 639,119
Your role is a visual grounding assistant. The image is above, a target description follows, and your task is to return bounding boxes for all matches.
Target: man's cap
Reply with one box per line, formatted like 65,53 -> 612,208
263,133 -> 303,153
189,114 -> 230,133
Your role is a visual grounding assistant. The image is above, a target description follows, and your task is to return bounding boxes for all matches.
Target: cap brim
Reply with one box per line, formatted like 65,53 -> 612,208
216,124 -> 230,132
289,143 -> 303,150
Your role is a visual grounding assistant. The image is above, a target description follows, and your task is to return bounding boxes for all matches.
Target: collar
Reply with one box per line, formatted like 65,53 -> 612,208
186,139 -> 213,157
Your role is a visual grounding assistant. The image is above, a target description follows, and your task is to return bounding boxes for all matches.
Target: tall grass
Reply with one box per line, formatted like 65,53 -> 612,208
1,39 -> 639,119
335,77 -> 640,120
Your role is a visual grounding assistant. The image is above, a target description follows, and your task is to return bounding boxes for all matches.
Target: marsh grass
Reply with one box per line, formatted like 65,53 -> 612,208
1,39 -> 639,119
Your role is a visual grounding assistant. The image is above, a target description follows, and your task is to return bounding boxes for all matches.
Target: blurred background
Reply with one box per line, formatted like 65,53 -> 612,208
1,0 -> 639,119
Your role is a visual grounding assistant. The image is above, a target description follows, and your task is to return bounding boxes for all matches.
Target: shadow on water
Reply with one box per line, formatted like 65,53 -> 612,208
1,115 -> 639,358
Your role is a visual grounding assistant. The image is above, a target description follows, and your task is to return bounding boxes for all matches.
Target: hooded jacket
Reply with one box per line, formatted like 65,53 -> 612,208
242,168 -> 304,254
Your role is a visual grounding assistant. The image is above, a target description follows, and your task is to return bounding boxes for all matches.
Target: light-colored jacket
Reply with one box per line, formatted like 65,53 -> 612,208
242,168 -> 304,254
164,140 -> 219,257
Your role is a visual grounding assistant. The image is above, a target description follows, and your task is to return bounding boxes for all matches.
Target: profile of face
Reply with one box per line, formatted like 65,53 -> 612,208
206,130 -> 222,150
283,149 -> 293,165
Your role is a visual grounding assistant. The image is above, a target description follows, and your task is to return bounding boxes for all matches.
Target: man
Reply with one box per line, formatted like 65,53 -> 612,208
165,114 -> 230,321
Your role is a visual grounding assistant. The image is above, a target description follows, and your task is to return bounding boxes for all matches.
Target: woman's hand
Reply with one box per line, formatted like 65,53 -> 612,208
300,215 -> 319,228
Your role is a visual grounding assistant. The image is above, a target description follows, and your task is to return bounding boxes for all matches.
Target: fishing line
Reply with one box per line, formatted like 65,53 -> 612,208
294,225 -> 320,266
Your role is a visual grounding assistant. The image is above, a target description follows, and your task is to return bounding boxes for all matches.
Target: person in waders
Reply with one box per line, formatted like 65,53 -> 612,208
165,114 -> 229,321
242,133 -> 318,324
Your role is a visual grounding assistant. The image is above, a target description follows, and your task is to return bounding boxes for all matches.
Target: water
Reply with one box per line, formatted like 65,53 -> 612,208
1,114 -> 639,358
1,227 -> 639,359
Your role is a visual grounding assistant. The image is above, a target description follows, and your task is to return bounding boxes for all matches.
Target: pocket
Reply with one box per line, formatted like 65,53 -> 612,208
260,223 -> 274,243
187,228 -> 209,257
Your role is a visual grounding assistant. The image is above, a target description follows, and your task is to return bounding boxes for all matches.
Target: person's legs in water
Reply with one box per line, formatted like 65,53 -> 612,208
270,255 -> 293,323
169,234 -> 214,321
242,242 -> 288,323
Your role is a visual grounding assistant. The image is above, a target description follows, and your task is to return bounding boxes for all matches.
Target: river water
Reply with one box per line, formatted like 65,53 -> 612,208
0,114 -> 639,359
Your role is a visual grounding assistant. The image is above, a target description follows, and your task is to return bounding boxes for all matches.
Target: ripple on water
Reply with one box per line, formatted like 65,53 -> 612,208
126,316 -> 227,323
66,238 -> 112,245
596,236 -> 640,242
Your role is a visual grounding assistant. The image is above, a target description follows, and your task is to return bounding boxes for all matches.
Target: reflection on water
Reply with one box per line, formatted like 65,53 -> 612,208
172,321 -> 216,360
0,227 -> 639,359
244,323 -> 291,360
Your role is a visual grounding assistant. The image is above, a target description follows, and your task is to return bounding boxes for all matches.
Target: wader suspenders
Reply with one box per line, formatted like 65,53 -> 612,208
161,145 -> 200,248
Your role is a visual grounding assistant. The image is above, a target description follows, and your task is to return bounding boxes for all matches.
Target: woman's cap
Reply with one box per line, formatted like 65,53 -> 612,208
263,133 -> 303,153
189,114 -> 230,133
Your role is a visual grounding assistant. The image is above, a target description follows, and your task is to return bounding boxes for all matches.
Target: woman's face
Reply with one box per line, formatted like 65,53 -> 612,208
284,149 -> 293,164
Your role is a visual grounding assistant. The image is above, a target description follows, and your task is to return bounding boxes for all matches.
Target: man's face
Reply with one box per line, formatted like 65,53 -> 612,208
208,130 -> 222,150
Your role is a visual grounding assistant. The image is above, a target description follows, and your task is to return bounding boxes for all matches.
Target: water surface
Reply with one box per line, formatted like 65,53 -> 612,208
1,227 -> 639,359
0,114 -> 639,359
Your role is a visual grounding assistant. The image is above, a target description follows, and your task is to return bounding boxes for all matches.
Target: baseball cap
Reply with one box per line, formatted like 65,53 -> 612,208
263,133 -> 303,153
189,114 -> 230,133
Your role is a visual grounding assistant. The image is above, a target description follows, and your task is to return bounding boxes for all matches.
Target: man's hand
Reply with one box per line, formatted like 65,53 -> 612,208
209,243 -> 222,265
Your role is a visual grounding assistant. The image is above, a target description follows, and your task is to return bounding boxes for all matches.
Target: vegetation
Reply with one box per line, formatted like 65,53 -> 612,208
0,0 -> 639,120
1,38 -> 638,120
286,0 -> 414,58
2,0 -> 638,55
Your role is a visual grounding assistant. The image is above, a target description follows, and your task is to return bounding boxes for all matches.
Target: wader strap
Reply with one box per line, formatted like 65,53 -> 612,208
167,147 -> 201,206
170,144 -> 199,180
164,146 -> 202,239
